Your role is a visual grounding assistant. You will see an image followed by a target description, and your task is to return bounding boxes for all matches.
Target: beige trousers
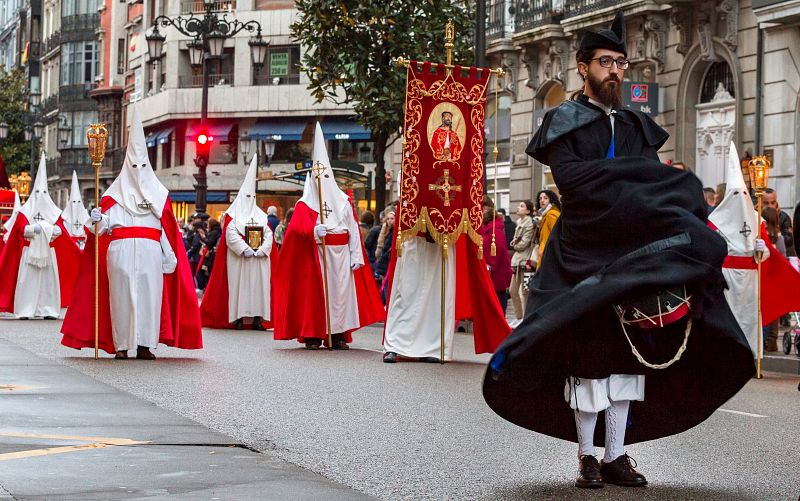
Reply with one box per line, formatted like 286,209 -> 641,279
509,268 -> 529,321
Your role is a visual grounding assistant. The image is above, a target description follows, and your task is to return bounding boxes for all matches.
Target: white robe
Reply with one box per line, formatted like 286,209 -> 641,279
96,204 -> 177,351
225,222 -> 273,322
316,211 -> 363,334
384,238 -> 456,360
14,223 -> 62,318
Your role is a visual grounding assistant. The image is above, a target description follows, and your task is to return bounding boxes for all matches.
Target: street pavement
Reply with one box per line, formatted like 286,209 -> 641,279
0,318 -> 798,500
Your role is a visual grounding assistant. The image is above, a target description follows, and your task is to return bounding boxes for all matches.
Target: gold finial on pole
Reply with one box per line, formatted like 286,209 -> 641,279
747,155 -> 771,379
312,160 -> 334,350
444,20 -> 455,69
87,123 -> 108,360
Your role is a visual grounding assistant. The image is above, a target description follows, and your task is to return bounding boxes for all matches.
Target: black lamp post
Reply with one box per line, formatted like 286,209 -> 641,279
146,0 -> 269,215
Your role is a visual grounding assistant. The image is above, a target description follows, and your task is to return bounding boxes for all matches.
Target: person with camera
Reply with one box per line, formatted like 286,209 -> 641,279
508,200 -> 536,327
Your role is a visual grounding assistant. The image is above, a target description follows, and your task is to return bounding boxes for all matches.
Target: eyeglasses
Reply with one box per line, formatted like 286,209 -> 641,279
590,56 -> 630,69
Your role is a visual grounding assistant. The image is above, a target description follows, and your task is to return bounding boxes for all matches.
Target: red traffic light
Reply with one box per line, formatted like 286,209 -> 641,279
197,133 -> 214,145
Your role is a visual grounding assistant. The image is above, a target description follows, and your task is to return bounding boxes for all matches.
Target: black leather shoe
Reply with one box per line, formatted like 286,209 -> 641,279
305,339 -> 322,350
418,356 -> 440,363
576,455 -> 604,489
331,333 -> 350,350
600,454 -> 647,487
234,318 -> 244,330
252,317 -> 266,331
383,352 -> 397,363
136,346 -> 156,360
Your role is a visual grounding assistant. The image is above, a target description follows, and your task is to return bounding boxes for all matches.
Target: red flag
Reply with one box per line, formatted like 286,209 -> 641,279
759,224 -> 800,324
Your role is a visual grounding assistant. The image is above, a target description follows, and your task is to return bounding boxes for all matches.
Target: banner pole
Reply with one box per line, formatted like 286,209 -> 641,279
314,161 -> 334,350
87,124 -> 108,360
441,238 -> 446,364
756,194 -> 763,379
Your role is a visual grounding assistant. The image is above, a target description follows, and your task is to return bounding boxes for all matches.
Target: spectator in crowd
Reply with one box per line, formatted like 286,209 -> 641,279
274,208 -> 293,249
365,210 -> 384,269
703,187 -> 717,214
266,206 -> 280,233
374,209 -> 396,303
196,218 -> 221,291
715,183 -> 726,207
534,189 -> 561,270
671,161 -> 687,171
481,198 -> 513,314
508,200 -> 536,325
375,208 -> 396,262
763,206 -> 786,352
186,220 -> 206,278
498,208 -> 516,251
763,188 -> 794,257
360,211 -> 375,242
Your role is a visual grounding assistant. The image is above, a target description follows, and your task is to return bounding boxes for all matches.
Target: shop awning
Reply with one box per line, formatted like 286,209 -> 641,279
145,130 -> 159,148
248,119 -> 310,141
185,122 -> 235,141
169,191 -> 228,203
319,118 -> 371,140
155,126 -> 175,145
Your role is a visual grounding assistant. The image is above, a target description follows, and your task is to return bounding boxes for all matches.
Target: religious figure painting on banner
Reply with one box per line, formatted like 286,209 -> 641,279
428,104 -> 466,162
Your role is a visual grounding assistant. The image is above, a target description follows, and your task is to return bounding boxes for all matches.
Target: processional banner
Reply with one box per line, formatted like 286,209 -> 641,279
397,61 -> 491,256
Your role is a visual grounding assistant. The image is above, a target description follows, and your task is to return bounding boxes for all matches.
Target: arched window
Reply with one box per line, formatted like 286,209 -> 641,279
700,61 -> 735,103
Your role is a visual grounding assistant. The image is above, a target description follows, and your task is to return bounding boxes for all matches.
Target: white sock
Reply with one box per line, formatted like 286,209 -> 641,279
574,410 -> 597,458
603,399 -> 630,463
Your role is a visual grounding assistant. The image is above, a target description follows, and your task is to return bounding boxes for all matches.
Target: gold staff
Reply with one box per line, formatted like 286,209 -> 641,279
87,124 -> 108,360
312,161 -> 334,350
748,155 -> 771,379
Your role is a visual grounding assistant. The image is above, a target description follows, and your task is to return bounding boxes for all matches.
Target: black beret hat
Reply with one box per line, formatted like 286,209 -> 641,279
577,10 -> 627,57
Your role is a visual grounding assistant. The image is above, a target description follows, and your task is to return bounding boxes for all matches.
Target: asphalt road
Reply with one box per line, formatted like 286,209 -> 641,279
0,318 -> 798,500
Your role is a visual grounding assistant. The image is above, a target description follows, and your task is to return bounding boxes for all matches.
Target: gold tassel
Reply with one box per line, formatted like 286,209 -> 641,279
396,233 -> 403,257
491,233 -> 496,257
477,243 -> 483,260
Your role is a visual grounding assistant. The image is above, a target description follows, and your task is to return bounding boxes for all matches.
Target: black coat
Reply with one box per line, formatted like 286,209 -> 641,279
483,95 -> 754,446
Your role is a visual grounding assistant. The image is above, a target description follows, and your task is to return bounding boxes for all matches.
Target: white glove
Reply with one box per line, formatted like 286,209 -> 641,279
755,238 -> 767,253
314,224 -> 327,238
90,208 -> 103,223
351,263 -> 363,271
33,223 -> 42,234
243,248 -> 256,258
254,249 -> 265,257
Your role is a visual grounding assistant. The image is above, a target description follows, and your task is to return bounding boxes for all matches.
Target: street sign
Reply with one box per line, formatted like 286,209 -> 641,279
623,82 -> 659,117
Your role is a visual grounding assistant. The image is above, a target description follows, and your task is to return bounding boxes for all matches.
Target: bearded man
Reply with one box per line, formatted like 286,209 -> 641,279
483,10 -> 753,490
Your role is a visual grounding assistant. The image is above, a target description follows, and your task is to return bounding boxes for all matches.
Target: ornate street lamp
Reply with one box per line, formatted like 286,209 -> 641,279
264,137 -> 276,166
33,121 -> 44,138
29,91 -> 41,107
58,116 -> 72,147
24,129 -> 32,141
239,134 -> 250,164
146,2 -> 269,215
0,122 -> 7,140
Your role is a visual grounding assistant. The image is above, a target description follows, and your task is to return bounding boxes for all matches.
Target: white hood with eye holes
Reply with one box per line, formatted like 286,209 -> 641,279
103,106 -> 169,218
226,154 -> 269,234
20,152 -> 62,226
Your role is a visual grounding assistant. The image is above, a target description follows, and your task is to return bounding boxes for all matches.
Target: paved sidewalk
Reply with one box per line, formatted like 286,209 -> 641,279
0,338 -> 372,500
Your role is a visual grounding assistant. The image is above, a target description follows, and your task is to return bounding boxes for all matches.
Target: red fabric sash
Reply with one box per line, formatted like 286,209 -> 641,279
722,255 -> 757,270
109,226 -> 161,242
321,233 -> 349,246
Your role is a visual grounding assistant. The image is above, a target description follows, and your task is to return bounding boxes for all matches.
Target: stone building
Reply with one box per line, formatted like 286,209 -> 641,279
476,0 -> 800,213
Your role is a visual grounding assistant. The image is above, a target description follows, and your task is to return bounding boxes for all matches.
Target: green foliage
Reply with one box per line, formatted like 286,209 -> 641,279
291,0 -> 475,210
0,67 -> 32,176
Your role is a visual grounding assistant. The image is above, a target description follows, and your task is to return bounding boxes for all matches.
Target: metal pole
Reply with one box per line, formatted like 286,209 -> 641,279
194,50 -> 210,215
315,162 -> 334,349
756,194 -> 763,379
475,0 -> 486,69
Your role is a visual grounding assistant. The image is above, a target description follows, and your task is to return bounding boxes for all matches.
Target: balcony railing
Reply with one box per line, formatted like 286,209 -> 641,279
51,148 -> 93,179
178,73 -> 234,88
253,74 -> 301,86
487,0 -> 508,42
59,82 -> 98,103
180,0 -> 236,13
515,0 -> 564,33
40,95 -> 58,116
61,13 -> 99,34
564,0 -> 624,18
42,30 -> 61,54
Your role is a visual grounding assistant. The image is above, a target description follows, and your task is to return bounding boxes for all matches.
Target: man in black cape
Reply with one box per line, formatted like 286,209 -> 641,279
482,11 -> 754,489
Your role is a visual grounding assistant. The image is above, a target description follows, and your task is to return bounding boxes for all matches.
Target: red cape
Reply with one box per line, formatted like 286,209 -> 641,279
273,201 -> 384,342
759,224 -> 800,325
60,197 -> 203,354
384,233 -> 511,354
200,214 -> 280,329
0,213 -> 81,312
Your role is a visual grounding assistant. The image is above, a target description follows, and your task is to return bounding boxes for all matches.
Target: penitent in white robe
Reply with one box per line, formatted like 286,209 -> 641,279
225,222 -> 273,322
96,204 -> 177,351
15,222 -> 62,318
384,238 -> 456,360
316,212 -> 363,334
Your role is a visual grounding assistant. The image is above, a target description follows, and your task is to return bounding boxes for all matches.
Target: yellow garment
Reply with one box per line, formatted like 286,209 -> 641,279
536,207 -> 560,269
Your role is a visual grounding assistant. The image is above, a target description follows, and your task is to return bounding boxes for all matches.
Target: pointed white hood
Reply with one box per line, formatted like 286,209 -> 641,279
104,105 -> 169,218
226,154 -> 269,234
298,122 -> 350,229
20,153 -> 62,225
708,142 -> 759,255
61,170 -> 90,236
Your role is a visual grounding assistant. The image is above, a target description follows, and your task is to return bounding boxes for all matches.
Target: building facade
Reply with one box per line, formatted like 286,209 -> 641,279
472,0 -> 800,214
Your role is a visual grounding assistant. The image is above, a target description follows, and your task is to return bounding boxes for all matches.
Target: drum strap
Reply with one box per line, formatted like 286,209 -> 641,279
619,316 -> 692,370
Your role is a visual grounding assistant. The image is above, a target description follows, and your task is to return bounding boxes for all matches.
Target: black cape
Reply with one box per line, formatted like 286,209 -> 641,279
482,96 -> 754,446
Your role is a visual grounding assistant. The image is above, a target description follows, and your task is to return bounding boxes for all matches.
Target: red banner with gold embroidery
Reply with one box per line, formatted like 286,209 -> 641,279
397,62 -> 490,255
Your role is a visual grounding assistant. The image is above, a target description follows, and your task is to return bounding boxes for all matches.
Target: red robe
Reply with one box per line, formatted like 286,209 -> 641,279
383,234 -> 511,354
200,214 -> 280,329
273,201 -> 384,343
758,224 -> 800,325
0,213 -> 81,312
60,197 -> 203,354
431,127 -> 462,161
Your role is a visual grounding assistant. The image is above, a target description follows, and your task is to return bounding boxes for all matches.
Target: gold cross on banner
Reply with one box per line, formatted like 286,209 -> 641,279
428,169 -> 461,207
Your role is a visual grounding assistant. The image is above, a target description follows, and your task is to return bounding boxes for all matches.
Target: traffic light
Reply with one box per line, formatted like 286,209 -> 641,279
194,130 -> 214,168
